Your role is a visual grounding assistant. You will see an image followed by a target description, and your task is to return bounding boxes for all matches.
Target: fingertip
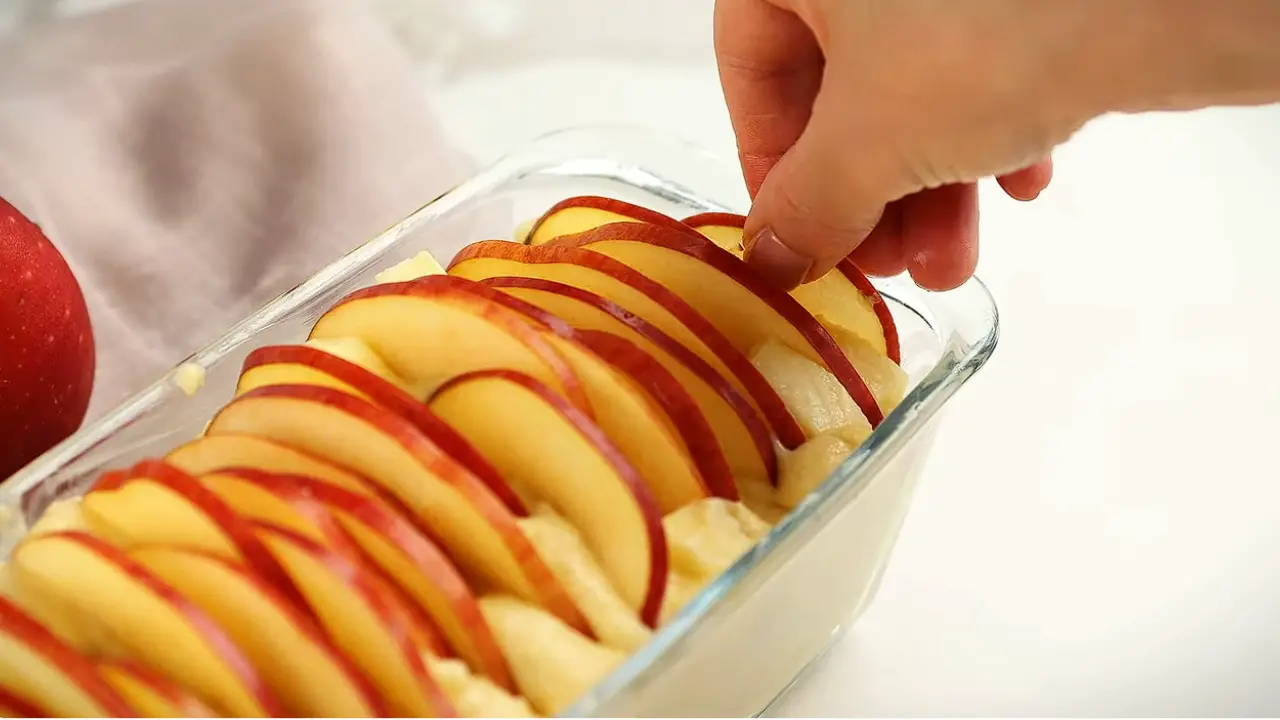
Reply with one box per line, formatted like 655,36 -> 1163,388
997,157 -> 1054,202
902,183 -> 980,291
743,227 -> 814,291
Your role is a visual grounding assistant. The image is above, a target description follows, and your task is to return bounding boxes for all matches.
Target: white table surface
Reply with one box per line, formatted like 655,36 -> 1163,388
430,35 -> 1280,719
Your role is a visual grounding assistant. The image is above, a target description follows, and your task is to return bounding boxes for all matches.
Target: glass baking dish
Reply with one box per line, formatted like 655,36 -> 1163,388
0,125 -> 999,717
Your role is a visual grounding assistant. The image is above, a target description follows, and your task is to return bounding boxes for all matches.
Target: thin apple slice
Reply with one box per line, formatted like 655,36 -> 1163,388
307,279 -> 591,413
0,596 -> 137,718
430,370 -> 668,626
167,433 -> 375,497
252,522 -> 455,717
80,459 -> 304,607
559,222 -> 884,427
129,545 -> 386,717
449,240 -> 806,448
0,686 -> 43,718
681,211 -> 749,252
9,532 -> 281,717
205,384 -> 589,634
750,339 -> 875,447
201,468 -> 515,693
478,594 -> 625,717
238,343 -> 527,515
820,316 -> 909,414
682,212 -> 902,363
525,195 -> 692,247
97,662 -> 218,718
453,280 -> 728,505
481,276 -> 778,484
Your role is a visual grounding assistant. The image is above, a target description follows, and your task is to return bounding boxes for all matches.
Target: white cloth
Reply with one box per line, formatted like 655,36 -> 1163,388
0,0 -> 472,419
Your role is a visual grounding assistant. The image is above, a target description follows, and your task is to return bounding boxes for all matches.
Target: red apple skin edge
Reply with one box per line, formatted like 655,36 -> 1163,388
98,661 -> 220,718
240,344 -> 529,516
682,211 -> 902,365
0,684 -> 46,718
447,240 -> 808,449
525,195 -> 694,243
477,275 -> 779,483
557,222 -> 885,427
18,531 -> 284,717
428,275 -> 738,501
429,368 -> 670,628
0,596 -> 137,717
110,459 -> 312,611
0,195 -> 95,480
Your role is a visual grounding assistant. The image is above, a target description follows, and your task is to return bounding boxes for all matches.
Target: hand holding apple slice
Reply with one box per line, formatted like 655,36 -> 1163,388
127,546 -> 386,717
206,383 -> 589,634
429,370 -> 669,627
0,596 -> 138,718
557,222 -> 884,427
682,212 -> 901,364
9,532 -> 281,717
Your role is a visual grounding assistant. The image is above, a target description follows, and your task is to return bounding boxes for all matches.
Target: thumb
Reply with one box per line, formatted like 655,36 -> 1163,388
743,94 -> 913,290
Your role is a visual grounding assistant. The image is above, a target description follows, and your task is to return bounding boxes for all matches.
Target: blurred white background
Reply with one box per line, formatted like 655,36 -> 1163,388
6,0 -> 1280,715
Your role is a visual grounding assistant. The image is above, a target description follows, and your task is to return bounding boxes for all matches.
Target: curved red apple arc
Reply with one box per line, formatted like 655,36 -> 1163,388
0,596 -> 138,718
430,369 -> 670,627
251,520 -> 458,718
571,328 -> 739,501
241,344 -> 529,516
444,277 -> 738,502
98,660 -> 222,718
683,211 -> 902,365
479,275 -> 779,482
0,684 -> 45,718
121,459 -> 311,611
207,466 -> 518,694
560,222 -> 885,427
448,241 -> 807,448
26,531 -> 285,717
526,195 -> 694,245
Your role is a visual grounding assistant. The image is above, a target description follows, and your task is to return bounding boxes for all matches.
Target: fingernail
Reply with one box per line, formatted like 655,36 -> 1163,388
744,228 -> 812,290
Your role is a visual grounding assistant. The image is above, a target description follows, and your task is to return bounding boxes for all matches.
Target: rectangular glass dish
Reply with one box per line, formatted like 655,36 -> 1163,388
0,126 -> 999,717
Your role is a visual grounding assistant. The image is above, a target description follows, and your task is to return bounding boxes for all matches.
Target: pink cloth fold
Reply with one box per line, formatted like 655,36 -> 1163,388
0,0 -> 472,419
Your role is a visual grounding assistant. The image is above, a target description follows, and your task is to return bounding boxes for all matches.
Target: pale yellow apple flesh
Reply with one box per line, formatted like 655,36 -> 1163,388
130,546 -> 385,718
750,340 -> 874,447
9,532 -> 279,717
166,433 -> 376,497
97,662 -> 217,718
429,370 -> 669,627
206,384 -> 589,634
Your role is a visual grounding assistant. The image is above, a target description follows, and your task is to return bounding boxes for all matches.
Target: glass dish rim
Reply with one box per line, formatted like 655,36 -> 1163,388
0,124 -> 1000,716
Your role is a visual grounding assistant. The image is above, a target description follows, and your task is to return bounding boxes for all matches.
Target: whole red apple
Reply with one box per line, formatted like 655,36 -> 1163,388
0,196 -> 95,480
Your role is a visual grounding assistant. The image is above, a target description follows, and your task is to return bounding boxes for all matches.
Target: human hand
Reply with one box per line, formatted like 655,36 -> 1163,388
715,0 -> 1095,290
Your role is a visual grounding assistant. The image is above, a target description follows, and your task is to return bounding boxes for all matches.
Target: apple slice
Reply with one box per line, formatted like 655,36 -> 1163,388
481,276 -> 778,484
252,522 -> 455,717
449,240 -> 806,447
238,343 -> 527,515
97,662 -> 217,718
307,278 -> 591,413
0,686 -> 43,718
750,339 -> 874,447
0,596 -> 137,718
129,545 -> 386,717
478,594 -> 625,717
525,195 -> 692,247
203,468 -> 515,693
430,370 -> 668,626
681,211 -> 749,252
821,316 -> 910,414
682,212 -> 902,363
205,384 -> 589,634
167,433 -> 375,497
80,459 -> 304,607
9,532 -> 281,717
559,222 -> 884,427
451,280 -> 729,505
